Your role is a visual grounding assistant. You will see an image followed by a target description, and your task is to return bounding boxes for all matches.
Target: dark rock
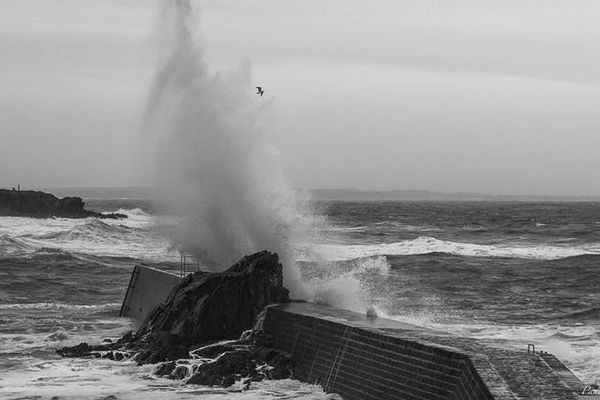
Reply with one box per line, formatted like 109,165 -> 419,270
121,331 -> 134,343
155,361 -> 177,377
57,342 -> 94,358
268,353 -> 293,379
190,341 -> 252,359
132,250 -> 289,363
221,374 -> 237,387
57,251 -> 293,388
132,344 -> 189,365
171,364 -> 191,380
0,189 -> 127,219
187,350 -> 252,385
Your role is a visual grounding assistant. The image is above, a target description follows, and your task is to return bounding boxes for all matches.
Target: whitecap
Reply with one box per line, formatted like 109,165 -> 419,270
307,236 -> 600,261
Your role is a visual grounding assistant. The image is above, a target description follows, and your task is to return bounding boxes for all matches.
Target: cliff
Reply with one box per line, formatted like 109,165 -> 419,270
0,189 -> 126,219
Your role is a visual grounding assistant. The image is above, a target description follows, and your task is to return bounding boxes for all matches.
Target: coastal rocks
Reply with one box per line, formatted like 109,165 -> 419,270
58,251 -> 292,388
0,189 -> 126,219
57,338 -> 132,361
154,330 -> 293,387
133,250 -> 290,362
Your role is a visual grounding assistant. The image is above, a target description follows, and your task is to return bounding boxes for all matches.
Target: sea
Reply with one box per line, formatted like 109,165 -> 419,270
2,198 -> 600,399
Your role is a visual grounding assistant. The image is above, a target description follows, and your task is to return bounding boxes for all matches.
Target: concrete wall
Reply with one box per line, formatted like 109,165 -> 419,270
262,303 -> 586,400
118,267 -> 585,399
262,303 -> 493,400
119,265 -> 181,325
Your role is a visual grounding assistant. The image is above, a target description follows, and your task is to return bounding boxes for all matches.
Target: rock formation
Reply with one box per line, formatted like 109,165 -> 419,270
0,189 -> 126,219
58,251 -> 292,387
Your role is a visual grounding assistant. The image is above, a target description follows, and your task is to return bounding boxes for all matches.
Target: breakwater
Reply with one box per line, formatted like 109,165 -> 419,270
120,266 -> 586,399
119,266 -> 181,324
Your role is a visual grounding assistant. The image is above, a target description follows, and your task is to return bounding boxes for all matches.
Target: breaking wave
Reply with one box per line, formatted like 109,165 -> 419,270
0,210 -> 177,261
311,236 -> 600,261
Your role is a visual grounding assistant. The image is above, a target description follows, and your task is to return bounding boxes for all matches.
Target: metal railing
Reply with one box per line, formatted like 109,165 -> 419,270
179,254 -> 201,277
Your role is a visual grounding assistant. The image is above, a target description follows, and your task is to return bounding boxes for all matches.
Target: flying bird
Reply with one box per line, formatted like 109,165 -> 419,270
256,86 -> 265,96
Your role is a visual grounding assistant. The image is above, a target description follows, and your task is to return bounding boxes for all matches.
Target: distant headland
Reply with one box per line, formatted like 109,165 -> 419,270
0,188 -> 126,219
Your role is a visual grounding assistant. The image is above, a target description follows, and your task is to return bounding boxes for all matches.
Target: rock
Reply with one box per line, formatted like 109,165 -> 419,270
134,250 -> 289,362
57,342 -> 94,358
155,361 -> 177,377
190,341 -> 252,359
0,189 -> 127,219
268,353 -> 293,379
187,350 -> 252,385
57,251 -> 293,388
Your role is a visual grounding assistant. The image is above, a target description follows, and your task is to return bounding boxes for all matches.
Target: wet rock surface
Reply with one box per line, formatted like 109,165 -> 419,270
58,251 -> 293,388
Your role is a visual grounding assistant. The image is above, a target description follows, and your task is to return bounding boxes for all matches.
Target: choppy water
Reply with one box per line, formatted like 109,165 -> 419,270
307,201 -> 600,384
1,200 -> 600,398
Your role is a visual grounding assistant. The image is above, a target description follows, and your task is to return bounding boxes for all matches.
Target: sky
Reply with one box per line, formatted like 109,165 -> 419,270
1,0 -> 600,196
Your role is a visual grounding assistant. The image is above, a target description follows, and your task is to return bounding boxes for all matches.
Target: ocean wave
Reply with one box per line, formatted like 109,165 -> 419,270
0,234 -> 34,256
35,219 -> 140,242
557,307 -> 600,321
0,302 -> 121,311
0,213 -> 178,262
310,236 -> 600,261
113,207 -> 151,217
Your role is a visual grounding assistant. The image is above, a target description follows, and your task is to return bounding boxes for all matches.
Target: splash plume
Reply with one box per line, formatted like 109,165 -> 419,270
143,0 -> 309,296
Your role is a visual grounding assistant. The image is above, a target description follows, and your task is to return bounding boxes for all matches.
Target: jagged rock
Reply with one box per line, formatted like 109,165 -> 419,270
58,251 -> 292,387
190,341 -> 253,359
187,350 -> 252,386
171,364 -> 192,380
0,189 -> 126,219
57,342 -> 95,358
155,361 -> 177,377
133,250 -> 289,362
184,333 -> 293,385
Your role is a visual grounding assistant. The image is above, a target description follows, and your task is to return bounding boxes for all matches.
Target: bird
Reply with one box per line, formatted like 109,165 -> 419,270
256,86 -> 265,96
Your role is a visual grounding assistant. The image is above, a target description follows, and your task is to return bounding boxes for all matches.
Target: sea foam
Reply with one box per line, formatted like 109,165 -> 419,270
311,235 -> 600,261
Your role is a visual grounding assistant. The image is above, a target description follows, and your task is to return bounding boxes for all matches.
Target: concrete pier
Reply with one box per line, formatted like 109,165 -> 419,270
262,303 -> 587,400
119,266 -> 587,399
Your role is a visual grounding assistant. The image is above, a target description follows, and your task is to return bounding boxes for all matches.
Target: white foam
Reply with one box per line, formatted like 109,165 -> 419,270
0,357 -> 337,400
0,213 -> 178,261
310,236 -> 600,261
378,309 -> 600,383
303,256 -> 391,314
0,302 -> 121,310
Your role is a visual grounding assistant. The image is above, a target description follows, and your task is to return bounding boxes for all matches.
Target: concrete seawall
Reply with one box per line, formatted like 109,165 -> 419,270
262,303 -> 587,400
119,265 -> 181,325
120,266 -> 586,399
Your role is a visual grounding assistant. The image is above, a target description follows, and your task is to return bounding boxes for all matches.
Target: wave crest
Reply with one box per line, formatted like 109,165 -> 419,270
311,236 -> 600,261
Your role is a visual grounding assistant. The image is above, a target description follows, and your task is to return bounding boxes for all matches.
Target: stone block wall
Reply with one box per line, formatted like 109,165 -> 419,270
262,305 -> 493,400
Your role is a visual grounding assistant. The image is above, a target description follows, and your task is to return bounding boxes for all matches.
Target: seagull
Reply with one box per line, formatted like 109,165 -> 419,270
256,86 -> 265,96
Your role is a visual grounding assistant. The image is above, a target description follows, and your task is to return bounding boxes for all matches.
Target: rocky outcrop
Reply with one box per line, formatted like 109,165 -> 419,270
58,251 -> 292,387
133,250 -> 290,363
157,329 -> 294,387
0,189 -> 126,219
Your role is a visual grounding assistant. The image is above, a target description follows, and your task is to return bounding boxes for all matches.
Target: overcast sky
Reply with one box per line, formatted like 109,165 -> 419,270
2,0 -> 600,195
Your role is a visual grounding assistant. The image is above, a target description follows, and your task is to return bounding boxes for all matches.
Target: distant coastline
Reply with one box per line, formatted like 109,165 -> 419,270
308,189 -> 600,202
35,186 -> 600,202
